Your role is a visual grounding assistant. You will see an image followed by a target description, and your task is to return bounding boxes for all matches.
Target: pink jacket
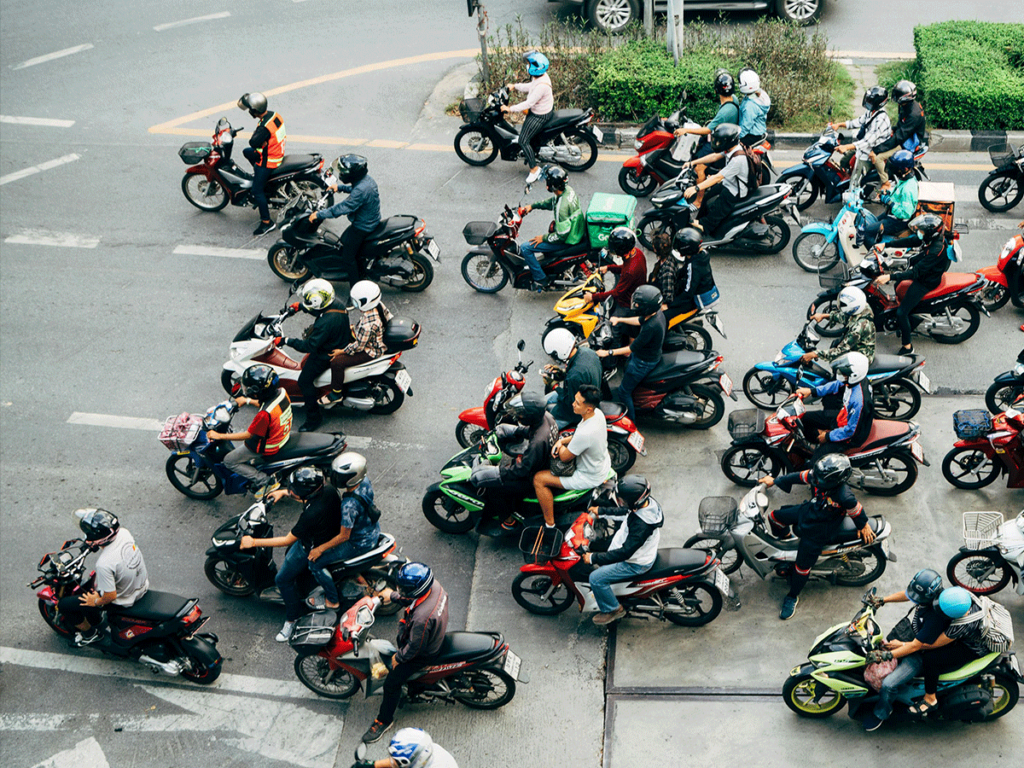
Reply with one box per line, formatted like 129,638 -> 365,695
509,74 -> 553,115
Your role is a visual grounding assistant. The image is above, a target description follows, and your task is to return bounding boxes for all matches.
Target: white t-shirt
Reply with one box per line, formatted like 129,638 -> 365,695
427,745 -> 459,768
95,528 -> 150,607
563,410 -> 611,489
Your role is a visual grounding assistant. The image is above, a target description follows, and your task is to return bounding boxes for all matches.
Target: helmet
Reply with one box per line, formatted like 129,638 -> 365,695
630,284 -> 663,316
908,212 -> 945,243
395,562 -> 433,600
810,454 -> 852,490
388,728 -> 434,768
906,568 -> 943,605
237,92 -> 268,116
545,165 -> 568,193
334,154 -> 368,184
504,391 -> 548,428
543,327 -> 578,363
710,123 -> 741,152
607,226 -> 636,257
892,79 -> 917,105
300,278 -> 336,312
831,351 -> 870,384
330,452 -> 367,489
837,286 -> 868,316
937,587 -> 974,619
616,474 -> 652,509
737,68 -> 761,95
349,280 -> 382,312
713,69 -> 735,97
75,508 -> 120,548
241,363 -> 280,399
524,50 -> 550,77
889,149 -> 916,178
288,466 -> 325,499
862,85 -> 889,111
672,227 -> 703,259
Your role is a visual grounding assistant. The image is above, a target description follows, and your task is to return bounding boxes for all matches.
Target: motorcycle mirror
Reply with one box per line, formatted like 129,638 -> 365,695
354,743 -> 367,761
517,339 -> 526,352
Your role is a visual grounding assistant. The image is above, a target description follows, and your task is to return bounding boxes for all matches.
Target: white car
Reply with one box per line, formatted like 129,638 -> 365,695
560,0 -> 825,34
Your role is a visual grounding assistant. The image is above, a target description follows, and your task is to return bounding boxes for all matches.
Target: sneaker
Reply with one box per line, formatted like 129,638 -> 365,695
780,595 -> 799,621
318,390 -> 344,407
253,220 -> 277,237
275,620 -> 296,642
525,168 -> 542,184
861,713 -> 884,732
253,480 -> 280,502
532,280 -> 547,293
592,606 -> 627,625
73,628 -> 103,647
361,719 -> 394,744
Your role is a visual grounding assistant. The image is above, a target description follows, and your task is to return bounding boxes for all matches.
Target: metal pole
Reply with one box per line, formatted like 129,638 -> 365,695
643,0 -> 653,37
476,4 -> 490,82
666,0 -> 679,66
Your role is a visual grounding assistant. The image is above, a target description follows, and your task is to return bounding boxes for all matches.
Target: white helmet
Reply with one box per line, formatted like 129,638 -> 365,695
300,278 -> 335,312
330,452 -> 367,489
388,728 -> 434,768
349,280 -> 382,311
832,351 -> 870,384
543,327 -> 578,363
738,69 -> 761,95
837,286 -> 868,316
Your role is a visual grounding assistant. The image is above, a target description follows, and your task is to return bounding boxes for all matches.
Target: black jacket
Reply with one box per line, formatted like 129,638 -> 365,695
499,415 -> 557,483
775,471 -> 867,541
679,250 -> 715,298
875,101 -> 926,153
887,235 -> 950,290
394,582 -> 449,665
286,300 -> 352,360
553,347 -> 603,426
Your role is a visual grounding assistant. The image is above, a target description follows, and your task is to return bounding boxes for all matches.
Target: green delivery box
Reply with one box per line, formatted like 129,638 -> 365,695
586,193 -> 638,248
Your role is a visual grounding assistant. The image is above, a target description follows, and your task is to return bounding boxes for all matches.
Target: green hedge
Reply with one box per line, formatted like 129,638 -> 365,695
914,21 -> 1024,130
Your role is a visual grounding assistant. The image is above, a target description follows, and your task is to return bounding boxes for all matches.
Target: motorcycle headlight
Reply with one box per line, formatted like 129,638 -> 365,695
773,352 -> 786,364
1014,362 -> 1024,376
634,139 -> 644,150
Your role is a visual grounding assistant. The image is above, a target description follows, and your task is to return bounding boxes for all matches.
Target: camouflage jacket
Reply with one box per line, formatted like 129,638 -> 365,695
818,307 -> 875,363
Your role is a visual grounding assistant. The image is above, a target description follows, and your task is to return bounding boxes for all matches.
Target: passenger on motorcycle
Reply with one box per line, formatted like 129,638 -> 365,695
208,363 -> 294,496
600,285 -> 667,424
876,150 -> 919,238
802,286 -> 876,366
581,475 -> 664,626
674,70 -> 740,207
667,227 -> 717,315
832,86 -> 893,188
543,327 -> 603,430
795,352 -> 875,459
872,80 -> 926,174
684,124 -> 752,236
737,68 -> 771,148
519,166 -> 585,291
321,281 -> 393,407
648,232 -> 678,306
310,155 -> 381,282
352,727 -> 458,768
584,227 -> 648,345
60,509 -> 150,647
758,454 -> 874,621
238,92 -> 285,237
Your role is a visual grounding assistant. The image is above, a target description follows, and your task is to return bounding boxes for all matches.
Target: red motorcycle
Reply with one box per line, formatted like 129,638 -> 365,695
942,408 -> 1024,490
977,231 -> 1024,311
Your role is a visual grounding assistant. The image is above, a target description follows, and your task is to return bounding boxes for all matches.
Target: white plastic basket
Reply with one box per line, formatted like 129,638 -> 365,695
961,512 -> 1005,550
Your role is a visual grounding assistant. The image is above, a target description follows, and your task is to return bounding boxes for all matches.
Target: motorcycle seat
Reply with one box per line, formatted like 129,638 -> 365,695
368,215 -> 417,240
269,154 -> 321,178
260,432 -> 339,462
540,241 -> 589,260
844,420 -> 909,455
936,652 -> 999,682
868,353 -> 917,373
324,533 -> 396,575
834,515 -> 885,543
599,401 -> 625,419
118,590 -> 191,620
643,350 -> 708,381
632,548 -> 710,581
545,109 -> 586,130
895,273 -> 977,301
428,632 -> 498,665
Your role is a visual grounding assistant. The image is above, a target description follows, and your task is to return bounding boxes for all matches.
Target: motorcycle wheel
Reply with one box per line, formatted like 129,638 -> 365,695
294,652 -> 359,699
985,380 -> 1024,414
721,445 -> 781,487
928,303 -> 980,344
267,242 -> 310,282
785,176 -> 819,211
871,379 -> 921,420
456,420 -> 487,449
791,232 -> 840,273
743,368 -> 795,410
165,453 -> 223,500
831,545 -> 886,586
618,165 -> 657,197
368,378 -> 405,415
422,485 -> 475,534
395,253 -> 434,292
663,323 -> 712,353
978,171 -> 1023,213
636,214 -> 675,251
607,437 -> 637,474
988,672 -> 1021,720
181,174 -> 229,212
553,130 -> 598,173
946,550 -> 1012,595
38,599 -> 70,636
179,636 -> 222,685
806,297 -> 843,337
204,556 -> 256,596
451,668 -> 517,710
978,281 -> 1009,312
683,535 -> 741,575
660,582 -> 723,627
454,126 -> 499,166
783,673 -> 845,718
461,252 -> 509,293
941,447 -> 1000,490
681,383 -> 725,430
858,450 -> 917,496
745,215 -> 791,255
511,572 -> 575,615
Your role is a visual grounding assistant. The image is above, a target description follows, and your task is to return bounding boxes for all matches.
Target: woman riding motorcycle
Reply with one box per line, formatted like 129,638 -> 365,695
876,150 -> 919,238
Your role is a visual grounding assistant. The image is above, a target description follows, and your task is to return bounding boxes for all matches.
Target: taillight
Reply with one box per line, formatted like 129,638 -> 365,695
415,220 -> 426,237
182,605 -> 201,625
317,158 -> 324,171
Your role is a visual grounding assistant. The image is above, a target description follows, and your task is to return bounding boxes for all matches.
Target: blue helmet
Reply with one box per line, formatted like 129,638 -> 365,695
389,728 -> 434,768
890,149 -> 915,177
524,51 -> 549,77
905,568 -> 943,605
396,562 -> 433,600
937,587 -> 974,619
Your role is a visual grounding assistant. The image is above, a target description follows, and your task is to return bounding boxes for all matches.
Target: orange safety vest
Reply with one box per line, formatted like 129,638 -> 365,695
260,388 -> 293,454
259,111 -> 287,169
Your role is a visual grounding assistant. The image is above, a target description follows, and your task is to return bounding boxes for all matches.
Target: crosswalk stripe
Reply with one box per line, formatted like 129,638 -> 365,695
0,153 -> 80,185
173,244 -> 265,259
4,231 -> 99,248
13,44 -> 93,70
0,115 -> 75,127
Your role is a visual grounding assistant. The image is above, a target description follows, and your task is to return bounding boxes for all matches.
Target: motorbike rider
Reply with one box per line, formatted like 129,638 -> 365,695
737,68 -> 771,148
666,227 -> 717,316
353,728 -> 458,768
648,232 -> 678,306
542,327 -> 603,430
875,150 -> 919,238
872,80 -> 926,175
321,281 -> 393,407
758,454 -> 875,621
278,278 -> 353,432
802,286 -> 876,367
238,92 -> 286,237
675,70 -> 740,207
584,227 -> 648,345
873,213 -> 951,355
581,475 -> 664,626
795,351 -> 874,460
599,285 -> 666,424
208,363 -> 294,497
501,51 -> 554,185
683,124 -> 752,235
832,86 -> 893,188
364,563 -> 450,744
309,155 -> 381,282
519,166 -> 585,291
58,509 -> 150,647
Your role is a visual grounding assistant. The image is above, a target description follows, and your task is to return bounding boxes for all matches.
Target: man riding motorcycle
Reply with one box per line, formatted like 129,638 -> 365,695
238,91 -> 286,236
542,327 -> 603,430
674,69 -> 740,208
667,227 -> 718,315
872,79 -> 926,178
802,286 -> 876,367
519,166 -> 585,291
353,728 -> 459,768
584,227 -> 648,346
683,123 -> 753,235
876,150 -> 919,238
600,284 -> 667,424
795,352 -> 875,459
310,155 -> 381,282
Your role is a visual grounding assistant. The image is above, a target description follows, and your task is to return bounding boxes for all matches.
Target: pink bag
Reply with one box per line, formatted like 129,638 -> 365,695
159,413 -> 204,451
864,659 -> 899,691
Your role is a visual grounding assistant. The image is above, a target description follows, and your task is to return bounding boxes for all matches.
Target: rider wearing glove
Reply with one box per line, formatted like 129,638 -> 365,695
796,351 -> 874,459
542,327 -> 603,429
584,227 -> 648,346
519,166 -> 585,291
875,150 -> 919,238
802,287 -> 875,367
238,92 -> 285,236
352,728 -> 458,768
685,124 -> 752,235
832,86 -> 893,187
310,155 -> 381,281
599,285 -> 666,424
758,454 -> 874,621
321,281 -> 392,406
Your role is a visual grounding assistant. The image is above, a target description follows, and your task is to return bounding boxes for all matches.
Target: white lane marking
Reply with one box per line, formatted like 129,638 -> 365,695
0,153 -> 80,186
29,737 -> 110,768
964,217 -> 1022,232
154,11 -> 231,31
5,231 -> 99,248
13,44 -> 93,70
173,244 -> 265,260
0,115 -> 75,127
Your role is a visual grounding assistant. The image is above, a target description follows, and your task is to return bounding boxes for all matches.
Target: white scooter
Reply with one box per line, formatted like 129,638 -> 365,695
948,511 -> 1024,597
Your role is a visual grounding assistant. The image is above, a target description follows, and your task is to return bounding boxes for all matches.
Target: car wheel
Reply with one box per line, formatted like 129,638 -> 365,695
775,0 -> 822,25
587,0 -> 639,34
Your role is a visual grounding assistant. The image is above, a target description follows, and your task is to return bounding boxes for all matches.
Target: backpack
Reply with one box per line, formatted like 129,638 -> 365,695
729,145 -> 762,196
340,488 -> 382,524
951,595 -> 1015,653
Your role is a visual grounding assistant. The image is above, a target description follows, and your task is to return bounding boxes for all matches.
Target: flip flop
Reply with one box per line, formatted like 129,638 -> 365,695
305,594 -> 340,612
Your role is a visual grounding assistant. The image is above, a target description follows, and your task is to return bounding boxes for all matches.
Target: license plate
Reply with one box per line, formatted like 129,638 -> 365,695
910,440 -> 924,463
503,650 -> 522,680
719,373 -> 733,397
394,369 -> 412,394
627,431 -> 645,452
713,567 -> 731,597
591,125 -> 604,143
915,370 -> 931,394
425,239 -> 440,261
880,537 -> 890,557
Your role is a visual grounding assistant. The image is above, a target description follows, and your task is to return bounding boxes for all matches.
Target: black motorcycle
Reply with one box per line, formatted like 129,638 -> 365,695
455,87 -> 600,172
979,144 -> 1024,213
986,349 -> 1024,414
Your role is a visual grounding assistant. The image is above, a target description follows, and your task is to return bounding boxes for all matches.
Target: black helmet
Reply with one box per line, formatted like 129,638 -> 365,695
504,391 -> 548,428
713,69 -> 735,97
862,85 -> 889,111
616,474 -> 652,509
237,92 -> 268,117
396,562 -> 433,599
241,363 -> 280,400
672,227 -> 703,258
544,165 -> 568,193
710,123 -> 740,152
892,79 -> 917,105
811,453 -> 852,490
607,226 -> 636,257
630,284 -> 663,316
906,569 -> 943,605
335,154 -> 368,184
288,466 -> 325,499
75,508 -> 120,548
908,212 -> 945,242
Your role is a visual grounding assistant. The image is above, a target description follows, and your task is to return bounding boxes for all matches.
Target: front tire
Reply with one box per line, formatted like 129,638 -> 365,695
792,232 -> 840,273
618,165 -> 657,197
454,126 -> 499,166
456,420 -> 487,449
422,485 -> 476,534
511,572 -> 575,615
871,379 -> 921,420
743,368 -> 795,410
204,556 -> 256,596
661,582 -> 723,627
181,174 -> 229,211
986,380 -> 1024,414
268,242 -> 310,282
636,214 -> 675,250
941,447 -> 1000,490
978,171 -> 1024,213
165,453 -> 223,500
294,653 -> 359,699
946,550 -> 1012,595
807,297 -> 843,337
783,674 -> 845,718
451,668 -> 517,710
928,302 -> 980,344
721,444 -> 780,487
38,599 -> 70,636
461,252 -> 509,293
586,0 -> 639,34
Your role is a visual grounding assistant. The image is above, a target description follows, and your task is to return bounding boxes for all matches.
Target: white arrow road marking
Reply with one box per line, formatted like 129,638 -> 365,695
29,737 -> 110,768
13,44 -> 93,70
4,231 -> 99,248
153,11 -> 231,32
173,244 -> 265,260
0,153 -> 80,186
0,115 -> 75,127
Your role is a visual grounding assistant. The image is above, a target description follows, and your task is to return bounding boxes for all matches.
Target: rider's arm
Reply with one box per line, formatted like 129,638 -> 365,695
772,470 -> 810,493
591,514 -> 654,565
530,196 -> 556,212
812,380 -> 842,399
248,122 -> 270,150
316,183 -> 366,220
243,531 -> 298,549
208,430 -> 253,441
827,386 -> 865,443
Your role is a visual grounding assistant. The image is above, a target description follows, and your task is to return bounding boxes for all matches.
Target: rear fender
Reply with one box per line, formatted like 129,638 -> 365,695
976,265 -> 1009,287
177,635 -> 222,669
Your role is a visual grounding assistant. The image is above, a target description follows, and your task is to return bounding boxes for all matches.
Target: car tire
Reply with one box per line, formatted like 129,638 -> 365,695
775,0 -> 822,25
587,0 -> 639,34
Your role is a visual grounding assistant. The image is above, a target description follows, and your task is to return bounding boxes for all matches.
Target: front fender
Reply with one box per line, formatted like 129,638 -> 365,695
458,406 -> 488,428
623,155 -> 644,170
466,244 -> 493,257
36,586 -> 57,604
799,222 -> 837,241
778,164 -> 813,182
992,370 -> 1020,385
519,563 -> 562,579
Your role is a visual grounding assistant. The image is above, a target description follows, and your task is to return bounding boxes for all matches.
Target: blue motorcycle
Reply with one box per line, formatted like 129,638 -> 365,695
741,322 -> 930,419
159,401 -> 347,500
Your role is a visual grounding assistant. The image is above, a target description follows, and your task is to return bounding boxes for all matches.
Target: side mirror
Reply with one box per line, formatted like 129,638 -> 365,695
517,339 -> 526,352
354,743 -> 367,761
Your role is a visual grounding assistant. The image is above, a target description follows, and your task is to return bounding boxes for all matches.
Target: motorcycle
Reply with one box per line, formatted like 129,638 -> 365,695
178,117 -> 327,217
617,100 -> 701,197
720,395 -> 927,496
204,499 -> 407,616
986,349 -> 1024,414
941,407 -> 1024,490
511,510 -> 737,626
947,511 -> 1024,598
221,301 -> 420,414
783,589 -> 1022,723
741,321 -> 931,419
159,401 -> 347,500
289,595 -> 530,706
977,231 -> 1024,312
30,538 -> 223,684
455,87 -> 600,172
684,487 -> 895,587
978,143 -> 1023,213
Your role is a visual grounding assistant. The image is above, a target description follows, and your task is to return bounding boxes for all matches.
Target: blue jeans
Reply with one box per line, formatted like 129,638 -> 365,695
276,541 -> 355,620
545,390 -> 572,429
873,653 -> 924,721
616,356 -> 659,424
308,540 -> 361,605
519,240 -> 568,282
590,560 -> 651,613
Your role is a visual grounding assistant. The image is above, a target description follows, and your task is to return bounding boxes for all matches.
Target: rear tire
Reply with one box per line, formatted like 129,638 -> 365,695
978,281 -> 1009,312
858,451 -> 917,496
618,165 -> 657,197
586,0 -> 639,34
636,214 -> 675,250
721,445 -> 780,486
369,379 -> 406,415
784,175 -> 819,211
268,242 -> 310,282
396,254 -> 434,292
422,485 -> 476,534
946,550 -> 1012,595
454,126 -> 499,166
746,215 -> 790,255
461,252 -> 509,293
681,383 -> 725,429
607,437 -> 637,474
664,323 -> 712,353
555,130 -> 599,172
870,379 -> 921,420
661,582 -> 723,627
792,232 -> 840,273
832,545 -> 886,586
928,302 -> 980,344
987,672 -> 1020,720
165,453 -> 223,500
775,0 -> 822,24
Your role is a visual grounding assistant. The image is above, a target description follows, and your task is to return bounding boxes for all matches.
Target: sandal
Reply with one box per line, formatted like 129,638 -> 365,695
908,699 -> 938,718
305,594 -> 340,612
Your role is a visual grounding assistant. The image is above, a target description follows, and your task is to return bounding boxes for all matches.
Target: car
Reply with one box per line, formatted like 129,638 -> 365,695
560,0 -> 825,34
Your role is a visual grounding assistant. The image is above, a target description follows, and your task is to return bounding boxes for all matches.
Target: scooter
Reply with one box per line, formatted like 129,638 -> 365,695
204,499 -> 407,616
976,231 -> 1024,312
947,511 -> 1024,598
684,487 -> 895,587
159,401 -> 347,500
978,143 -> 1023,213
511,510 -> 737,626
618,100 -> 701,196
941,407 -> 1024,490
289,596 -> 530,706
179,117 -> 328,217
985,349 -> 1024,413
